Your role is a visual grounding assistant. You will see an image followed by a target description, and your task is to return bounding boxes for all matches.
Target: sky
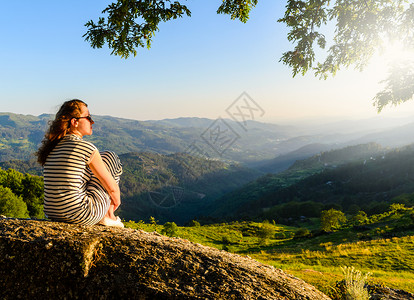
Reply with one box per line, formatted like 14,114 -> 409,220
1,0 -> 414,125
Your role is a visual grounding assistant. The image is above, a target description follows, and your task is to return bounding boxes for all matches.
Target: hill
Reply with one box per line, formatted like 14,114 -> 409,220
251,143 -> 333,173
0,151 -> 262,224
124,205 -> 414,299
0,113 -> 296,164
2,140 -> 411,226
208,143 -> 386,221
118,152 -> 262,224
2,112 -> 414,168
242,144 -> 414,221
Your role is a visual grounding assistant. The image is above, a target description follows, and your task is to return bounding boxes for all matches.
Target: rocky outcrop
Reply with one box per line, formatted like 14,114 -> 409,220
0,218 -> 331,299
368,284 -> 414,300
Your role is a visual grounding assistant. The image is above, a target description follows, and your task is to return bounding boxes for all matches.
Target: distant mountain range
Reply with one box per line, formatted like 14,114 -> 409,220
2,112 -> 414,224
2,112 -> 414,170
0,113 -> 294,164
207,142 -> 414,223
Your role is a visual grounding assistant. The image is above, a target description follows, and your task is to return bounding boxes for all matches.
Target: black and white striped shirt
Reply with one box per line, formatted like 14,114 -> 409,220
43,134 -> 99,224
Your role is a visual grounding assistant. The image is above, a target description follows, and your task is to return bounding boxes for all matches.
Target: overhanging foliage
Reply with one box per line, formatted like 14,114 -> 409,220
83,0 -> 414,111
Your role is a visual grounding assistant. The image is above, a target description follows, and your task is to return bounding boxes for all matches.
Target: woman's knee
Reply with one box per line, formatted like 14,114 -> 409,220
100,151 -> 122,177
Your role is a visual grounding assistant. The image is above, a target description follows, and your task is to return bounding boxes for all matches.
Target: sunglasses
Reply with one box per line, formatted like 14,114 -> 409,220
75,115 -> 94,122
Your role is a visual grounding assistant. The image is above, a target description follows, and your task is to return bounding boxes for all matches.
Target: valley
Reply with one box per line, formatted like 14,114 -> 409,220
1,112 -> 414,298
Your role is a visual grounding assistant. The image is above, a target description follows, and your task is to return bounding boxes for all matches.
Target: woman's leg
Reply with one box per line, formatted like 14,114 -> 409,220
86,151 -> 123,225
101,151 -> 122,221
105,203 -> 116,220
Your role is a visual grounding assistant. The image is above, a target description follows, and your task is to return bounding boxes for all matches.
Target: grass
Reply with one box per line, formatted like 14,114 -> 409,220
251,236 -> 414,297
123,208 -> 414,298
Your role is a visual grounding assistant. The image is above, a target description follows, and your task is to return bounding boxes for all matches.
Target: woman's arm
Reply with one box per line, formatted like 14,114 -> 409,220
88,151 -> 121,210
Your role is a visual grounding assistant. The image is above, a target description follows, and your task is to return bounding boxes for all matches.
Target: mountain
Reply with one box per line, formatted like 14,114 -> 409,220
0,113 -> 50,161
246,120 -> 414,174
3,112 -> 414,224
0,159 -> 42,176
348,122 -> 414,148
237,143 -> 414,222
0,150 -> 262,224
2,112 -> 414,168
0,113 -> 298,164
118,152 -> 262,224
251,143 -> 334,173
207,143 -> 387,221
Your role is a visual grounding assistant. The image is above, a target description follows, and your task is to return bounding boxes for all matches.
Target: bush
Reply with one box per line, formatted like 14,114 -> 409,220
0,169 -> 44,218
257,220 -> 273,240
0,186 -> 29,218
350,211 -> 368,226
321,208 -> 346,231
161,222 -> 178,237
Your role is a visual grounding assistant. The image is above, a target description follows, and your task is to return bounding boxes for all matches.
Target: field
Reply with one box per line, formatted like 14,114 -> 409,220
124,207 -> 414,298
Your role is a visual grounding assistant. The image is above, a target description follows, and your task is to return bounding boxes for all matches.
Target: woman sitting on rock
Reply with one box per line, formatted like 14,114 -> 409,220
37,99 -> 124,228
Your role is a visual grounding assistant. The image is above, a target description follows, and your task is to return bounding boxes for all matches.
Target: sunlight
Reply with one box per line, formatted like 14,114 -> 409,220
379,40 -> 414,65
367,40 -> 414,77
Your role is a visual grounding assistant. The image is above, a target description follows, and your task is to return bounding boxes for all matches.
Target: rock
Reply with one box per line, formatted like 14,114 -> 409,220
368,284 -> 414,300
335,280 -> 414,300
0,219 -> 331,299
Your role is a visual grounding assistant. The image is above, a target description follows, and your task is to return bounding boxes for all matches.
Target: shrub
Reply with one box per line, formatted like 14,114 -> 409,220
0,186 -> 29,218
320,208 -> 346,231
257,220 -> 274,244
161,222 -> 178,237
350,211 -> 368,226
389,203 -> 406,212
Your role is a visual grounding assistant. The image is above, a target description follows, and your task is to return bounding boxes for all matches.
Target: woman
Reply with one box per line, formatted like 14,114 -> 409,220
37,99 -> 124,227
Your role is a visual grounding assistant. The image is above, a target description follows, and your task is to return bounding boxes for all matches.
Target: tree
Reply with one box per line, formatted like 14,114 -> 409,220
149,216 -> 158,230
0,168 -> 24,196
279,0 -> 414,112
83,0 -> 414,111
161,221 -> 179,237
389,203 -> 406,212
20,174 -> 44,218
257,220 -> 274,244
320,208 -> 346,231
0,186 -> 29,218
0,169 -> 44,218
350,210 -> 368,225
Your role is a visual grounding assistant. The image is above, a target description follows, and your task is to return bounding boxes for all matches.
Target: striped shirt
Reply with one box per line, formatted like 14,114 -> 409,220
43,134 -> 101,225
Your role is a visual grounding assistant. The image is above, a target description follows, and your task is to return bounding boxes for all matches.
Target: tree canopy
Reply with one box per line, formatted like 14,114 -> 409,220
0,168 -> 44,218
83,0 -> 414,111
320,208 -> 346,231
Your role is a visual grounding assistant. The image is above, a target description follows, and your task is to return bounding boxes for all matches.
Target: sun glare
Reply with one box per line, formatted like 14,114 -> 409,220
365,40 -> 414,82
379,41 -> 414,65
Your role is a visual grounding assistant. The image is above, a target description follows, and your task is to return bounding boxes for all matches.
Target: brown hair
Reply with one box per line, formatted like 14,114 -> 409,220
36,99 -> 87,165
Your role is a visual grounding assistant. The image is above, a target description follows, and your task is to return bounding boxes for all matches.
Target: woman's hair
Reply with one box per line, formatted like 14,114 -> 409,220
36,99 -> 87,166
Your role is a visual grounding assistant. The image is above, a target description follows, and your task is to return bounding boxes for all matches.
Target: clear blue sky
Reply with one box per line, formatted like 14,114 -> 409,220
1,1 -> 413,123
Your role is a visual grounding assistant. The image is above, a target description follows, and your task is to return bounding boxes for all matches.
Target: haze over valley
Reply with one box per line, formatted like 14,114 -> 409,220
1,111 -> 414,224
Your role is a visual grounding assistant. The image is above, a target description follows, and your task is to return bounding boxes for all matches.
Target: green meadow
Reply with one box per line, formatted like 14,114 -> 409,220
124,207 -> 414,298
